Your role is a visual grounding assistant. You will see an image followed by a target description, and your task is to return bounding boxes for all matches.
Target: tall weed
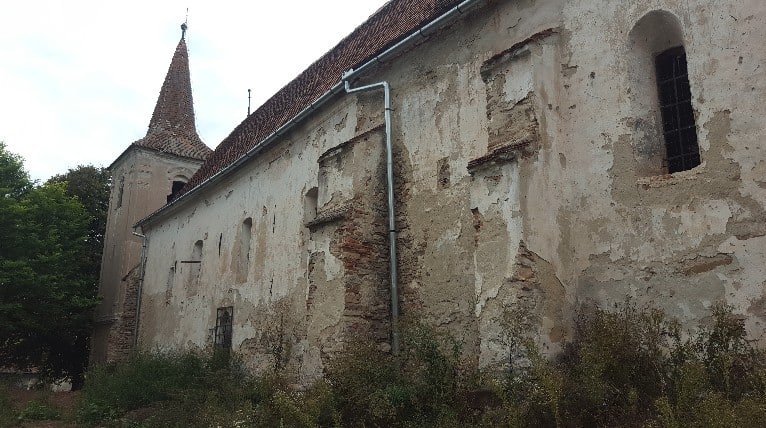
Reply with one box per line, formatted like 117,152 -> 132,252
77,303 -> 766,427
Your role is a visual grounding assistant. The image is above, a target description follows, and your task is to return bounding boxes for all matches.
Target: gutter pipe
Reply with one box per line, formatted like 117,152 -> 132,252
343,77 -> 399,354
133,0 -> 485,353
131,231 -> 147,348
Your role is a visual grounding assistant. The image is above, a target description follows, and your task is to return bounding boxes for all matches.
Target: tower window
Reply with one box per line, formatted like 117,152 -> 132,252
167,180 -> 186,203
655,46 -> 700,173
214,306 -> 233,349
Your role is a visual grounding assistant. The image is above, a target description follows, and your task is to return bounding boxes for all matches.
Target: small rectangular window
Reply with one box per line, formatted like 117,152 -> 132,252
214,306 -> 233,349
655,46 -> 700,173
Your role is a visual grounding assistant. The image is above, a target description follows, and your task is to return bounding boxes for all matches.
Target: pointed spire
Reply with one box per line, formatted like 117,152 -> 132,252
138,23 -> 212,160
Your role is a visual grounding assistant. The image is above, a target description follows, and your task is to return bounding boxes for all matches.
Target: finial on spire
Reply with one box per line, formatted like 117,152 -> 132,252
181,8 -> 189,39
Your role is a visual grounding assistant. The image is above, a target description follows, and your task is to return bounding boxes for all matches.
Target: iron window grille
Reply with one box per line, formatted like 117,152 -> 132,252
655,46 -> 700,173
214,306 -> 233,349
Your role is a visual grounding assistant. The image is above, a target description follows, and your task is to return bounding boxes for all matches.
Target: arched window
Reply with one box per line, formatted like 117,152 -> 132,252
167,180 -> 186,203
235,218 -> 252,283
628,11 -> 700,175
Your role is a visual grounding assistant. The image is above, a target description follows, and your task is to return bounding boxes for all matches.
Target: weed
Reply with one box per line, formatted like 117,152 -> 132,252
76,302 -> 766,427
499,301 -> 766,427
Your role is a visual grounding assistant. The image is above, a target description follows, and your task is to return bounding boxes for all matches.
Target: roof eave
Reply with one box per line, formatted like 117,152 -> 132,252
108,143 -> 207,171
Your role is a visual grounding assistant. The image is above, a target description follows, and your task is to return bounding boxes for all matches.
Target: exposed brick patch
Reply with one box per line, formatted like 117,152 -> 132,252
306,203 -> 351,229
680,254 -> 734,276
92,266 -> 141,364
467,140 -> 532,173
333,193 -> 391,346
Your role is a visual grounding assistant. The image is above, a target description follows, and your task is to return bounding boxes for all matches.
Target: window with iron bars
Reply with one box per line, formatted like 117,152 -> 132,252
655,46 -> 700,173
214,306 -> 233,349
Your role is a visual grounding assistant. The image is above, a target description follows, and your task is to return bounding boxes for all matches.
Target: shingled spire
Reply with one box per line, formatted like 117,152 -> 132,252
136,23 -> 212,160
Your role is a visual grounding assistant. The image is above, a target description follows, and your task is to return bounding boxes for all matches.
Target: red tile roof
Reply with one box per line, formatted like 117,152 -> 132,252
180,0 -> 463,194
134,36 -> 212,161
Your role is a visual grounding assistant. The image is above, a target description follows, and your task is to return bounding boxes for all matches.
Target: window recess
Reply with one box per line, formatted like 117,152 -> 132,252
655,46 -> 700,173
214,306 -> 233,349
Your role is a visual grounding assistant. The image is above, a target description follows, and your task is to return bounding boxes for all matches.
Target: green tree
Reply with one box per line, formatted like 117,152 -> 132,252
0,142 -> 33,261
0,142 -> 32,199
47,165 -> 110,279
0,144 -> 98,387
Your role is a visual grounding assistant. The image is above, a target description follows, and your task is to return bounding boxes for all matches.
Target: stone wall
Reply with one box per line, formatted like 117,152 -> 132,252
134,0 -> 766,381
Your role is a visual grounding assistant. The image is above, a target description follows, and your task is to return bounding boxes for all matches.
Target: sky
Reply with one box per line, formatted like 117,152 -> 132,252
0,0 -> 389,182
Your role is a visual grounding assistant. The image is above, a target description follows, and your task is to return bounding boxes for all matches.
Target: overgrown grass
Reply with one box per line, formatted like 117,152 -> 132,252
77,349 -> 253,426
0,382 -> 67,427
77,303 -> 766,427
15,398 -> 61,422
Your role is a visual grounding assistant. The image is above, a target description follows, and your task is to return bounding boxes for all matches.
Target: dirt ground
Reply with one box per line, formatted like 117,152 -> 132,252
5,387 -> 81,428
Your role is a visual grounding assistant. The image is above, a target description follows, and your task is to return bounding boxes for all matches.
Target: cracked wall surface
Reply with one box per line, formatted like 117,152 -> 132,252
133,0 -> 766,379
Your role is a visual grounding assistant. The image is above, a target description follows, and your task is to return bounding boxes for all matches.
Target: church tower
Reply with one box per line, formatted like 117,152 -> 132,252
91,24 -> 212,364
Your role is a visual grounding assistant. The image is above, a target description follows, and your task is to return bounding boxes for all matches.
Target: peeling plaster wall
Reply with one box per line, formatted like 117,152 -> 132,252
138,97 -> 392,382
559,0 -> 766,348
92,148 -> 204,364
378,0 -> 765,365
135,0 -> 766,378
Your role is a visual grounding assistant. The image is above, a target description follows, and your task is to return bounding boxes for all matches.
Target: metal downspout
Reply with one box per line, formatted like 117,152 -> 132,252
131,231 -> 147,348
343,76 -> 400,355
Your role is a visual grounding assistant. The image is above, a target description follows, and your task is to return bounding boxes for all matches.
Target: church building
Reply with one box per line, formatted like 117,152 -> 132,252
93,0 -> 766,383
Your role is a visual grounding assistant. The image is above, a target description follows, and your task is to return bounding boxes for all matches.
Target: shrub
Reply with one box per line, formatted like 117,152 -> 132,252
81,350 -> 206,412
78,349 -> 329,427
499,301 -> 766,427
78,349 -> 253,426
328,322 -> 472,427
